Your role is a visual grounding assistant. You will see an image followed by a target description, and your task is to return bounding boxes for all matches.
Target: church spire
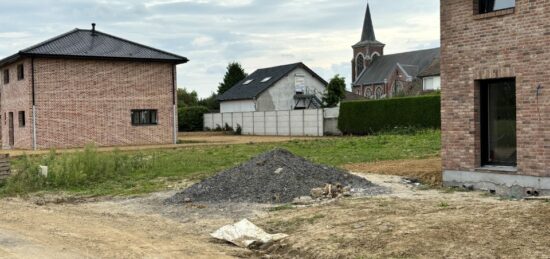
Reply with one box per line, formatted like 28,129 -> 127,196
361,3 -> 376,42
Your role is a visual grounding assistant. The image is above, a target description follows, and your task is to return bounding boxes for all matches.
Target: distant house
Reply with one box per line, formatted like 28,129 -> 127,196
418,58 -> 441,92
351,3 -> 440,99
217,63 -> 327,113
0,24 -> 188,150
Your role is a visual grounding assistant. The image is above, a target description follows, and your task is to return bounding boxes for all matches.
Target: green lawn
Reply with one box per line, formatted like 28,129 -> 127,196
0,130 -> 440,197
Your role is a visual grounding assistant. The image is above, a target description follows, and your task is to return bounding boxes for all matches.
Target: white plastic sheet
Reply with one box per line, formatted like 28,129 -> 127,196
211,219 -> 288,248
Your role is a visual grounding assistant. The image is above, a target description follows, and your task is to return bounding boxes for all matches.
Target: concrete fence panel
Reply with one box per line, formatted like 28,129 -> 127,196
204,108 -> 340,136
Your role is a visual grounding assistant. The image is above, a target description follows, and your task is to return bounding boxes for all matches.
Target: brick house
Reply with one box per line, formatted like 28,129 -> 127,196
351,3 -> 441,100
0,24 -> 188,150
441,0 -> 550,196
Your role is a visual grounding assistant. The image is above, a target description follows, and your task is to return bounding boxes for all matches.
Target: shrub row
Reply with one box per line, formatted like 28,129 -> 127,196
338,95 -> 441,135
178,106 -> 210,132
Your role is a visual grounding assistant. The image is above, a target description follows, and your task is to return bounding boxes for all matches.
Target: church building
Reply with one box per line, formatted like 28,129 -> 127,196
351,4 -> 441,100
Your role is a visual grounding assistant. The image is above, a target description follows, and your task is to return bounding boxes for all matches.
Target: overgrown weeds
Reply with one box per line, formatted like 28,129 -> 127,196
1,145 -> 152,196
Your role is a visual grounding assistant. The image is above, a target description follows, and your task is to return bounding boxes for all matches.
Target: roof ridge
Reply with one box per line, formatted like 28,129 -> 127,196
381,47 -> 440,58
256,62 -> 302,71
20,28 -> 80,53
80,29 -> 188,61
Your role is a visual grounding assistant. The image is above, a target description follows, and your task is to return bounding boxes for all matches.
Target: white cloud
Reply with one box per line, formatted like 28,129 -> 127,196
0,0 -> 440,98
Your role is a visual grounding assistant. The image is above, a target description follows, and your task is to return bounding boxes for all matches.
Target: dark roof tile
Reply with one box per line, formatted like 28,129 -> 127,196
0,28 -> 188,66
354,48 -> 440,86
218,62 -> 327,101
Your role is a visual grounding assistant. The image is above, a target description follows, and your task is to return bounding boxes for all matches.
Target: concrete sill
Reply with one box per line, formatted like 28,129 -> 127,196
474,8 -> 515,20
475,165 -> 518,174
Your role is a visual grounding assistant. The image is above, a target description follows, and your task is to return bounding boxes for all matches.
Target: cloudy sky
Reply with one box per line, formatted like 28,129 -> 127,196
0,0 -> 440,98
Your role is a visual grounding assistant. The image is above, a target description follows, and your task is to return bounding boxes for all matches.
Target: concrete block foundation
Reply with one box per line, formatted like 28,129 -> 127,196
443,170 -> 550,198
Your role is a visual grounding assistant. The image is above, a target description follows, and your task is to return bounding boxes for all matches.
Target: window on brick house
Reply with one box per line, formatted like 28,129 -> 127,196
131,110 -> 158,126
18,111 -> 25,127
477,0 -> 515,14
17,64 -> 24,80
3,69 -> 9,84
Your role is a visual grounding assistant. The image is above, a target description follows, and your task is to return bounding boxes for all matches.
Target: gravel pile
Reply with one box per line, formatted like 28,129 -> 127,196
167,149 -> 387,204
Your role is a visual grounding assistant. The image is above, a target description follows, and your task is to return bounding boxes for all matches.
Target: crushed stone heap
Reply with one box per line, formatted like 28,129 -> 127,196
167,149 -> 387,204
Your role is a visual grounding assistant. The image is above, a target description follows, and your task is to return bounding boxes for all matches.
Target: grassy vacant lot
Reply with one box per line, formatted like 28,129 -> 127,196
0,130 -> 440,197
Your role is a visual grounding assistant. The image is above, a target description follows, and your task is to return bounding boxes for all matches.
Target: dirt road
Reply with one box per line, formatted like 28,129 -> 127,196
0,192 -> 255,258
0,171 -> 548,258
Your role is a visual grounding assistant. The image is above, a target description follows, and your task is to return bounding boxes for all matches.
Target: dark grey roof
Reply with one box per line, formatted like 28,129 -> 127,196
218,62 -> 328,101
344,91 -> 366,101
354,48 -> 440,86
361,4 -> 376,42
353,4 -> 384,47
0,28 -> 188,66
397,64 -> 420,78
418,58 -> 440,77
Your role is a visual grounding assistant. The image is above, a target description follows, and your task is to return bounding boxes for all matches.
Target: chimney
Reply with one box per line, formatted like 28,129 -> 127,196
92,23 -> 96,32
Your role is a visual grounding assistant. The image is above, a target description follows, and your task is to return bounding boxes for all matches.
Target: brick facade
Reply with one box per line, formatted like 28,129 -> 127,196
0,59 -> 33,149
0,58 -> 177,149
441,0 -> 550,177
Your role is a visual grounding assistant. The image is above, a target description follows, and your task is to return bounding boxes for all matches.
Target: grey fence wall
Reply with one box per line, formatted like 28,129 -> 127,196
204,108 -> 340,137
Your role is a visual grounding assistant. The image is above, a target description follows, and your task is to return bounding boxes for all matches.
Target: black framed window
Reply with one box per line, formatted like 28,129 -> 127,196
3,69 -> 9,84
131,110 -> 158,126
18,111 -> 25,127
480,78 -> 517,166
17,64 -> 24,80
477,0 -> 515,14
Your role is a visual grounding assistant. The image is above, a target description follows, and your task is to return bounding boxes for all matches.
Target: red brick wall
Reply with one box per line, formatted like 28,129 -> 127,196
0,58 -> 33,149
352,44 -> 385,82
28,58 -> 176,149
441,0 -> 550,177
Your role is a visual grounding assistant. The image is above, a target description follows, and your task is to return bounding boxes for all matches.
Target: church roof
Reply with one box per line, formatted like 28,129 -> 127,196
0,26 -> 188,66
353,4 -> 384,47
354,48 -> 440,86
218,62 -> 328,101
418,58 -> 441,77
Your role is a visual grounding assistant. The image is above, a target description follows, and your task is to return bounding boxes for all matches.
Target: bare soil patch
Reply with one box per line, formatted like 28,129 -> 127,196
257,173 -> 550,259
344,157 -> 442,186
0,158 -> 547,258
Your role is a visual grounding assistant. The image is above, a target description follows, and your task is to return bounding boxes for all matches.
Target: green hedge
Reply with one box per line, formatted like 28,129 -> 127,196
338,95 -> 441,135
178,106 -> 210,132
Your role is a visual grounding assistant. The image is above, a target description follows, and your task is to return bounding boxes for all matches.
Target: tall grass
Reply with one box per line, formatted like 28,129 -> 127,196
0,130 -> 441,196
1,145 -> 152,195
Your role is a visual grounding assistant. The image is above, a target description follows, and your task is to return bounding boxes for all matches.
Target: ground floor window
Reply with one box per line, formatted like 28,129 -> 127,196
18,111 -> 25,127
480,78 -> 516,166
131,110 -> 158,126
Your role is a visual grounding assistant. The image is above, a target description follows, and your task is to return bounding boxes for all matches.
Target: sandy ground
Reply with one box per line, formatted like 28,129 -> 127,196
344,157 -> 443,186
0,163 -> 549,258
0,133 -> 322,157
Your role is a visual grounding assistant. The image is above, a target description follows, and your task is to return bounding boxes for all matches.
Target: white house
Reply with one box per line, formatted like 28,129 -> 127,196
418,58 -> 441,91
217,63 -> 327,113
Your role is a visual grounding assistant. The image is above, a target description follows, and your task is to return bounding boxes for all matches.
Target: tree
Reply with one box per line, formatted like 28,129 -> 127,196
177,88 -> 199,107
323,75 -> 346,108
198,93 -> 220,111
217,62 -> 247,95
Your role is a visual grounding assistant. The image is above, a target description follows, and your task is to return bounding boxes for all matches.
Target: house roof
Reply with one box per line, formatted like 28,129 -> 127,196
218,62 -> 328,102
354,47 -> 440,86
418,58 -> 440,78
0,28 -> 188,66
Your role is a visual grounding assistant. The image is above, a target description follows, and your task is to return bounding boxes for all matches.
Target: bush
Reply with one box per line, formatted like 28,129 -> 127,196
1,145 -> 152,195
338,95 -> 441,135
178,106 -> 210,132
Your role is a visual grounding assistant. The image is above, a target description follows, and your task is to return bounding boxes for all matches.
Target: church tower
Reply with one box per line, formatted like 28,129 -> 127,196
352,3 -> 385,82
